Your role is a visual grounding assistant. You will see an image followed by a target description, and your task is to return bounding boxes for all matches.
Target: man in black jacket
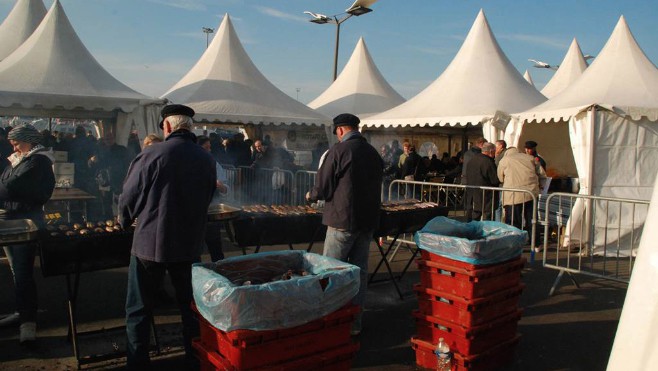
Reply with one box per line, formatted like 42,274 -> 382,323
119,104 -> 216,370
465,142 -> 499,221
307,113 -> 383,336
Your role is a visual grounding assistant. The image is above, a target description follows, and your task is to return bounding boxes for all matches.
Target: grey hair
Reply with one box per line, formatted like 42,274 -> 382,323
166,114 -> 193,131
482,142 -> 496,153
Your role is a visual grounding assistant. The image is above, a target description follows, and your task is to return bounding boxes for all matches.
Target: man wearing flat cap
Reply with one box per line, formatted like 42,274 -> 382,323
119,104 -> 216,369
524,140 -> 546,172
306,113 -> 383,336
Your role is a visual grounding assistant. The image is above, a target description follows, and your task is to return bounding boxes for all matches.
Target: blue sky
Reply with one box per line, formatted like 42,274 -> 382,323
1,0 -> 657,103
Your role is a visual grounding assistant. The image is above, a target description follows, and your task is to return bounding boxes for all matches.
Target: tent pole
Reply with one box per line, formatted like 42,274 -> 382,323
584,106 -> 597,247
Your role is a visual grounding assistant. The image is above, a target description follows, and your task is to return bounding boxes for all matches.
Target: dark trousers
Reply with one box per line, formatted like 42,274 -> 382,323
3,243 -> 37,323
472,190 -> 497,221
504,200 -> 536,244
205,221 -> 224,262
125,256 -> 199,370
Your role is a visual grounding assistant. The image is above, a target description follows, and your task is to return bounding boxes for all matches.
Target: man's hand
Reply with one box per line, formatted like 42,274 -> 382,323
305,191 -> 311,202
216,180 -> 228,194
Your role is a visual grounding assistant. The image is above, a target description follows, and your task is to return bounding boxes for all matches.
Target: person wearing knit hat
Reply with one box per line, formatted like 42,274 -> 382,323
7,124 -> 43,145
0,123 -> 55,346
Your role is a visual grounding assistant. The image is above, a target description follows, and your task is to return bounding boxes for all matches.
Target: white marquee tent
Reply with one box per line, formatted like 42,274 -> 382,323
0,0 -> 162,144
512,16 -> 658,256
523,70 -> 535,88
162,14 -> 330,132
540,38 -> 588,99
308,37 -> 405,119
607,176 -> 658,370
361,9 -> 546,143
0,0 -> 45,61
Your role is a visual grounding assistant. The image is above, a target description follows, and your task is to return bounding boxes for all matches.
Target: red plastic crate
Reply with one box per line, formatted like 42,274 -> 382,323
420,250 -> 523,271
412,309 -> 522,356
193,304 -> 359,369
411,334 -> 520,371
193,338 -> 359,371
416,257 -> 524,299
414,283 -> 524,327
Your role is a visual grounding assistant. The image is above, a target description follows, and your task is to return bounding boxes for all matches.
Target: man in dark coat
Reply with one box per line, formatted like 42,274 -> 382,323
306,113 -> 383,336
465,142 -> 499,221
119,104 -> 216,370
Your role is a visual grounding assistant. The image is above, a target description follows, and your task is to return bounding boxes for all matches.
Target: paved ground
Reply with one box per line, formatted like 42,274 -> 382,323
0,239 -> 626,370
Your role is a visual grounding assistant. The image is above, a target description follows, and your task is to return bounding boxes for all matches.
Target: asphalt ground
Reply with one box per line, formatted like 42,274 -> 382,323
0,238 -> 626,371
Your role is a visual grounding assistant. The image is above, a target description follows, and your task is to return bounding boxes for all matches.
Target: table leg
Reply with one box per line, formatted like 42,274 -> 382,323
65,270 -> 82,366
368,237 -> 404,300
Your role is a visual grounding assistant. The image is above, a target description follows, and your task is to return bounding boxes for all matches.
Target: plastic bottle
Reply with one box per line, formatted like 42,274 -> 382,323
434,337 -> 452,371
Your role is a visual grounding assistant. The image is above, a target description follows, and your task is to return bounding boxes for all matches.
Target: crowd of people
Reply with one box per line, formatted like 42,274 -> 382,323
0,107 -> 548,368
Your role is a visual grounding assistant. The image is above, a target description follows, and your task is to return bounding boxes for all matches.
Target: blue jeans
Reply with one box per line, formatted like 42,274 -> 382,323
125,256 -> 199,370
3,244 -> 37,324
323,227 -> 373,329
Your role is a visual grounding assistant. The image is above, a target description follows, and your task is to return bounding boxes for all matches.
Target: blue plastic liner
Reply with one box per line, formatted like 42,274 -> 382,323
192,250 -> 359,332
414,217 -> 527,265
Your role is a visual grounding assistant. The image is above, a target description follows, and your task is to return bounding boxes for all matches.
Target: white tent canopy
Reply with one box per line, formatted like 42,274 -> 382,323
361,9 -> 546,142
162,14 -> 329,127
607,176 -> 658,370
512,16 -> 658,256
523,70 -> 535,87
540,38 -> 588,99
0,0 -> 162,144
0,0 -> 46,61
308,37 -> 405,119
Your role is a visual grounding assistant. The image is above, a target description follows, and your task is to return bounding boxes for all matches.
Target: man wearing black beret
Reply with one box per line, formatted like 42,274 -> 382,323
120,104 -> 216,369
524,140 -> 546,171
307,113 -> 383,336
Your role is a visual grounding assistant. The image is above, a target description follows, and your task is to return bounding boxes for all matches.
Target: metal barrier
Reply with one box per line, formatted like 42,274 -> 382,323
293,171 -> 317,206
234,166 -> 296,206
386,179 -> 539,261
541,192 -> 650,296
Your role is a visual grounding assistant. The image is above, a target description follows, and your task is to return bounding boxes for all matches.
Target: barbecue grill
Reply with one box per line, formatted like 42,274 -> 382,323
207,203 -> 242,221
37,227 -> 140,367
371,200 -> 449,300
231,205 -> 326,254
0,219 -> 38,245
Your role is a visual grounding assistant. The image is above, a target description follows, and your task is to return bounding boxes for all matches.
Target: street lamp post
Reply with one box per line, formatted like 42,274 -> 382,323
305,6 -> 373,81
202,27 -> 214,49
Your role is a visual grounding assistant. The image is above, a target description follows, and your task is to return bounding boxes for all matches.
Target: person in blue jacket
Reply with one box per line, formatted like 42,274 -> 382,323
119,104 -> 216,370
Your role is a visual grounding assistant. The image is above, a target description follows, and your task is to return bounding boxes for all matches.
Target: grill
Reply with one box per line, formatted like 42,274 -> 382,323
0,219 -> 39,245
372,200 -> 449,300
207,203 -> 242,221
377,200 -> 449,237
39,230 -> 134,277
231,205 -> 325,252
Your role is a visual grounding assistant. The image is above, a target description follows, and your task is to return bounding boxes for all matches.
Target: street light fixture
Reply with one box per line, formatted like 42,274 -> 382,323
304,6 -> 374,81
202,27 -> 214,49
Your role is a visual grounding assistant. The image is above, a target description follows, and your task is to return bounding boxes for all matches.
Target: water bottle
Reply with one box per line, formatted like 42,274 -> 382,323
434,337 -> 452,371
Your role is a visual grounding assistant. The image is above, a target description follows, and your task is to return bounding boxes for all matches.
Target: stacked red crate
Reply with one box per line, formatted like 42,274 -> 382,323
192,304 -> 360,371
412,250 -> 525,370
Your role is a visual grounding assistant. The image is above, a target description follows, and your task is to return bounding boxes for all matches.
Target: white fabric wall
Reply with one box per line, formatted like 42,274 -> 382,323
607,175 -> 658,370
117,103 -> 163,147
564,108 -> 658,256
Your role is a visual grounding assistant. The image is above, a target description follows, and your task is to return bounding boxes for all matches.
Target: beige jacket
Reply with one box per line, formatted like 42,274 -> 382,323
497,148 -> 546,206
